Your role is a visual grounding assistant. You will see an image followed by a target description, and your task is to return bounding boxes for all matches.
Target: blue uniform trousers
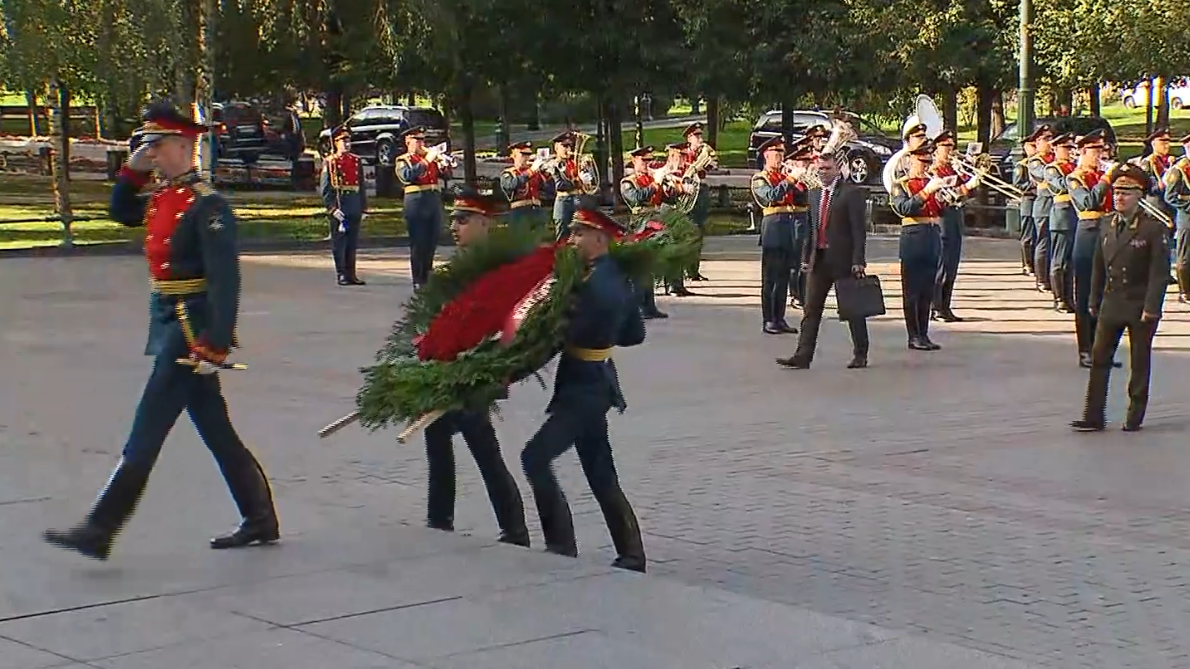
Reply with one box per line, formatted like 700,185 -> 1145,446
404,191 -> 443,287
424,409 -> 525,535
634,276 -> 660,315
1176,228 -> 1190,297
330,213 -> 361,279
1049,206 -> 1076,308
521,394 -> 643,561
900,224 -> 941,340
933,209 -> 964,314
1019,209 -> 1036,274
1072,223 -> 1102,356
553,194 -> 578,241
687,187 -> 711,277
788,213 -> 809,305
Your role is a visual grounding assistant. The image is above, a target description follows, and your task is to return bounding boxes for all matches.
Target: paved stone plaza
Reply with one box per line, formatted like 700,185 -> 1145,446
2,235 -> 1189,668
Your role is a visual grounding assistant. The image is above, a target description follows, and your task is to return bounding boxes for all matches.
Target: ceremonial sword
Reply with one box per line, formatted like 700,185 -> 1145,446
175,358 -> 248,371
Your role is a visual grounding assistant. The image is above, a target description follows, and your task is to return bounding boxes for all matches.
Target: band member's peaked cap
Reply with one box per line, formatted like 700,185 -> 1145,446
1052,132 -> 1076,146
666,141 -> 689,151
933,129 -> 957,144
1110,163 -> 1149,190
787,137 -> 816,159
628,146 -> 654,158
1076,129 -> 1107,148
909,139 -> 936,156
137,102 -> 210,143
1146,126 -> 1171,142
571,207 -> 627,239
551,132 -> 575,146
682,122 -> 703,137
758,136 -> 785,154
332,125 -> 351,140
1026,124 -> 1053,142
510,141 -> 534,154
400,125 -> 427,139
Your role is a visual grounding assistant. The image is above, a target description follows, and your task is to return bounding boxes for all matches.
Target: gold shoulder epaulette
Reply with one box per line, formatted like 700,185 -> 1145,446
190,180 -> 216,197
751,171 -> 767,181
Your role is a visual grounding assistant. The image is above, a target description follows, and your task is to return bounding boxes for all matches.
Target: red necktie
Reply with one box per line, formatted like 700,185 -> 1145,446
817,186 -> 831,249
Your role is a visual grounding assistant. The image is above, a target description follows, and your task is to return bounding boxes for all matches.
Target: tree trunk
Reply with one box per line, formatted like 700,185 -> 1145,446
1145,77 -> 1154,135
406,92 -> 416,106
497,83 -> 510,154
325,88 -> 343,127
594,99 -> 607,201
1155,76 -> 1170,128
59,83 -> 72,167
25,89 -> 41,136
196,0 -> 217,174
607,100 -> 624,209
991,90 -> 1005,138
976,84 -> 995,228
706,95 -> 720,148
48,77 -> 74,248
528,90 -> 541,131
942,89 -> 959,132
690,96 -> 701,115
459,76 -> 477,186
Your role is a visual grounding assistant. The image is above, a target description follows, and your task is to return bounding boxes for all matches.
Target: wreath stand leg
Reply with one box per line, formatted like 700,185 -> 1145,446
396,409 -> 446,443
318,410 -> 360,439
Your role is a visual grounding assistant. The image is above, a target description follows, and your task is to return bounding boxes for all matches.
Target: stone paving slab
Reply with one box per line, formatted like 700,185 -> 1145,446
4,236 -> 1190,668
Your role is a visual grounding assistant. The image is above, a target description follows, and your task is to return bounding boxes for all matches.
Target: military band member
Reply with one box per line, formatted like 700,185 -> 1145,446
395,126 -> 449,290
890,136 -> 950,350
425,190 -> 529,547
930,129 -> 976,322
659,141 -> 696,297
620,145 -> 670,320
752,136 -> 800,335
1045,132 -> 1079,312
1141,127 -> 1178,288
545,132 -> 580,241
1071,164 -> 1170,433
681,122 -> 716,281
1067,130 -> 1124,369
785,137 -> 816,308
1014,139 -> 1038,276
806,124 -> 829,153
44,103 -> 279,560
321,125 -> 367,286
499,141 -> 545,227
1163,132 -> 1190,302
520,207 -> 647,573
1027,125 -> 1056,292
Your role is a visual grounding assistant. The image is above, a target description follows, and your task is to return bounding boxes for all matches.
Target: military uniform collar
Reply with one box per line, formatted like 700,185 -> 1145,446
166,170 -> 201,187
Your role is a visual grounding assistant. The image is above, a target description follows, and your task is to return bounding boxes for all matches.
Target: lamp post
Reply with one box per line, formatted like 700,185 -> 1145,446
1008,0 -> 1034,234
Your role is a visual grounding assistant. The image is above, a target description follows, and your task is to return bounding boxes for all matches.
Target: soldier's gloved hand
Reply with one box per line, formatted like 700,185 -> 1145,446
1142,311 -> 1160,323
193,359 -> 221,375
580,172 -> 594,185
332,209 -> 346,222
360,212 -> 368,222
964,174 -> 981,190
128,144 -> 154,172
530,157 -> 545,172
338,221 -> 347,234
923,177 -> 948,195
425,148 -> 440,163
786,164 -> 807,181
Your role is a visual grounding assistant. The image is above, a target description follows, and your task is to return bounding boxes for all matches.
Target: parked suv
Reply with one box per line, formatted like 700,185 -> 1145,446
747,110 -> 899,184
986,116 -> 1116,178
261,107 -> 305,161
212,101 -> 267,162
1121,79 -> 1190,110
318,105 -> 450,165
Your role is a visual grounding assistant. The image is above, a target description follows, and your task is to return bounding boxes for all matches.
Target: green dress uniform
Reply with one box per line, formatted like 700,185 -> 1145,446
752,137 -> 799,335
1073,165 -> 1170,433
1013,153 -> 1037,276
680,122 -> 715,281
395,126 -> 448,289
43,104 -> 278,561
520,208 -> 647,573
1045,139 -> 1078,311
1163,153 -> 1190,300
619,148 -> 668,319
499,141 -> 545,228
1027,125 -> 1057,290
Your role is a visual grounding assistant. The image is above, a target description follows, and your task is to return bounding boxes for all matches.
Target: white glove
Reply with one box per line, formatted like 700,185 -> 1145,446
332,209 -> 346,222
338,221 -> 347,233
424,148 -> 440,163
128,144 -> 154,172
786,164 -> 807,181
360,212 -> 368,222
923,177 -> 948,195
964,174 -> 981,190
580,172 -> 594,185
194,360 -> 221,375
684,184 -> 696,194
530,157 -> 544,172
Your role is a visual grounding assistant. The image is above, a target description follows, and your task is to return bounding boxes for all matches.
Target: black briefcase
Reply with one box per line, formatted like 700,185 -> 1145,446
835,275 -> 886,321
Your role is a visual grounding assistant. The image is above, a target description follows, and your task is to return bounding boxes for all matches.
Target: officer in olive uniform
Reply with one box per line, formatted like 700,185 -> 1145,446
1044,133 -> 1079,311
1071,164 -> 1170,433
751,136 -> 800,335
321,125 -> 367,286
1027,125 -> 1056,292
44,103 -> 278,561
1014,138 -> 1038,276
1163,132 -> 1190,302
520,207 -> 647,573
620,145 -> 669,320
395,126 -> 449,289
424,189 -> 530,547
499,141 -> 546,228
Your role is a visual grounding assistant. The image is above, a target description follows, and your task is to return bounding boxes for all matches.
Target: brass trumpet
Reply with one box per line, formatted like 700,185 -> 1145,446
950,154 -> 1023,202
427,142 -> 458,170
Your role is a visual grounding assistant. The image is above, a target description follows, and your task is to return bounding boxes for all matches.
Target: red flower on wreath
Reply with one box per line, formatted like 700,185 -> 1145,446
416,245 -> 559,361
628,219 -> 666,243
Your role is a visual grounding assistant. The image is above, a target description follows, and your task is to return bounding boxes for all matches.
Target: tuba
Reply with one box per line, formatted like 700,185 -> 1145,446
573,132 -> 600,195
673,144 -> 717,213
882,95 -> 943,195
804,114 -> 858,185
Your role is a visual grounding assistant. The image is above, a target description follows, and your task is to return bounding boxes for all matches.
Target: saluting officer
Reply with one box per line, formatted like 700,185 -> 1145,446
395,126 -> 449,290
751,136 -> 800,335
620,145 -> 670,320
425,189 -> 530,547
44,103 -> 279,560
520,207 -> 648,573
321,125 -> 367,286
1071,164 -> 1170,433
890,136 -> 977,351
1027,125 -> 1056,292
1045,132 -> 1079,312
1014,137 -> 1038,276
499,141 -> 545,227
681,122 -> 716,281
1067,130 -> 1119,368
545,132 -> 580,241
930,129 -> 975,322
1162,132 -> 1190,302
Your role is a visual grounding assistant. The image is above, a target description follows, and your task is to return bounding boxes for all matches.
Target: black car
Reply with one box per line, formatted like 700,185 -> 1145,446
318,105 -> 450,165
261,107 -> 305,161
747,110 -> 901,184
212,102 -> 267,162
986,116 -> 1117,178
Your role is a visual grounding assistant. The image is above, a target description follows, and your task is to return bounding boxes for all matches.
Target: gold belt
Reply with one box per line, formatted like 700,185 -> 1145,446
902,217 -> 940,226
762,206 -> 796,216
556,190 -> 576,197
511,199 -> 541,209
1053,194 -> 1072,203
335,185 -> 360,192
565,346 -> 612,362
403,184 -> 441,194
1077,210 -> 1105,219
151,278 -> 207,295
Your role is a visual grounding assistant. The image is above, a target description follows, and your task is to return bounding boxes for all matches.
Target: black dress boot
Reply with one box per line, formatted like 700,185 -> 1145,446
211,460 -> 280,549
44,460 -> 151,561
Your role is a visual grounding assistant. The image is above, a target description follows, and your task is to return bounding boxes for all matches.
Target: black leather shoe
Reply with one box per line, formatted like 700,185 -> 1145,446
1070,419 -> 1105,432
497,529 -> 531,548
544,544 -> 578,558
776,321 -> 798,334
337,277 -> 351,286
347,277 -> 367,286
612,556 -> 647,573
847,356 -> 868,369
1122,422 -> 1143,432
427,519 -> 454,532
642,310 -> 669,320
763,323 -> 782,335
776,356 -> 810,369
671,287 -> 695,297
908,337 -> 932,351
937,311 -> 964,323
210,517 -> 280,549
44,524 -> 113,561
921,337 -> 942,351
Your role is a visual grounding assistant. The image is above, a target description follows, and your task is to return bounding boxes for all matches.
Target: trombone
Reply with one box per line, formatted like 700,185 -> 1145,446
950,154 -> 1023,202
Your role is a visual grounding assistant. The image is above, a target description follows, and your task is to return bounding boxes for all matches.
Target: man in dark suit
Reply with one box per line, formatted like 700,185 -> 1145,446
777,151 -> 871,369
